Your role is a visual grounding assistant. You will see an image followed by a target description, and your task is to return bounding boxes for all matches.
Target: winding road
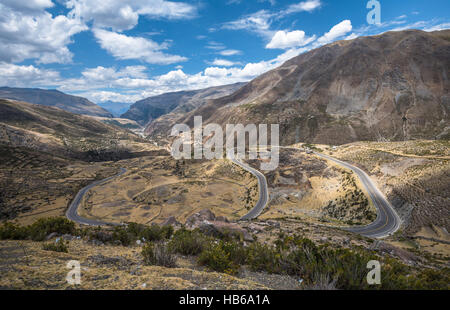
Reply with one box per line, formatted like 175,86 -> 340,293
231,147 -> 401,239
313,152 -> 401,238
66,168 -> 127,226
67,147 -> 400,238
230,156 -> 269,220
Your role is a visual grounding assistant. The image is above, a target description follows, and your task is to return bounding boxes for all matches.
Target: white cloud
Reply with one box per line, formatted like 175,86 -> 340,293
219,49 -> 242,56
344,33 -> 358,40
317,20 -> 352,44
210,59 -> 241,67
266,30 -> 316,49
81,66 -> 148,81
54,45 -> 308,103
423,22 -> 450,32
1,0 -> 54,11
0,4 -> 87,64
66,0 -> 196,31
222,10 -> 275,38
285,0 -> 322,14
80,90 -> 146,104
205,41 -> 226,50
0,62 -> 60,87
93,28 -> 187,65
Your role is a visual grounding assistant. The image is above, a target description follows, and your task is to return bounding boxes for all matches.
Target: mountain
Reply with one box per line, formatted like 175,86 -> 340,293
97,101 -> 132,117
169,30 -> 450,145
121,83 -> 245,127
0,99 -> 155,161
0,87 -> 113,118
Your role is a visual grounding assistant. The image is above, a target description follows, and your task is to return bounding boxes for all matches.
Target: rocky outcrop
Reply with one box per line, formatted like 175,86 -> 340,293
185,209 -> 254,241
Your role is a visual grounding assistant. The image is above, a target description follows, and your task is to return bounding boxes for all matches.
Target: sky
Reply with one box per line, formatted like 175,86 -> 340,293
0,0 -> 449,106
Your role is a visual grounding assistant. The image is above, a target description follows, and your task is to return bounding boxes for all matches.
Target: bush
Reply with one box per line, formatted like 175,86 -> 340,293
198,241 -> 239,275
42,238 -> 68,253
142,242 -> 176,268
220,240 -> 247,265
247,242 -> 281,273
169,228 -> 210,256
0,217 -> 75,241
114,223 -> 174,245
139,224 -> 173,242
0,222 -> 28,240
28,217 -> 75,241
112,226 -> 133,246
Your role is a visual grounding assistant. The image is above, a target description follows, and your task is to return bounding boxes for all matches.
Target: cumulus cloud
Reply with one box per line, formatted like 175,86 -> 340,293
1,0 -> 54,11
266,30 -> 316,49
317,20 -> 352,44
80,90 -> 147,104
0,4 -> 87,64
0,62 -> 60,87
81,66 -> 148,81
53,44 -> 308,103
93,28 -> 187,65
66,0 -> 196,31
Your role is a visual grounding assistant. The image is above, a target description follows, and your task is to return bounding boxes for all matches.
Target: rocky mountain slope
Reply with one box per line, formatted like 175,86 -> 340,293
0,87 -> 113,118
121,83 -> 245,128
171,30 -> 450,145
0,99 -> 154,161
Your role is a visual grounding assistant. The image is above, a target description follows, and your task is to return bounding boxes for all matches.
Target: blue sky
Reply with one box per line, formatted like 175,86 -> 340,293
0,0 -> 449,105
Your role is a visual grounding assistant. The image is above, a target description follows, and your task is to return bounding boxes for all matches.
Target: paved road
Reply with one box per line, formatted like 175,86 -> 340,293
230,146 -> 401,238
313,152 -> 401,238
229,155 -> 269,220
66,168 -> 127,226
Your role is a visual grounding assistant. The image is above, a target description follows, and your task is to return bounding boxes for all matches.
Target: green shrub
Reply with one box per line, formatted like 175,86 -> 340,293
0,217 -> 75,241
112,226 -> 134,246
142,242 -> 176,268
139,225 -> 173,241
28,217 -> 76,241
220,240 -> 247,265
198,241 -> 239,275
169,228 -> 210,255
120,223 -> 174,244
0,222 -> 28,240
247,242 -> 281,273
42,238 -> 68,253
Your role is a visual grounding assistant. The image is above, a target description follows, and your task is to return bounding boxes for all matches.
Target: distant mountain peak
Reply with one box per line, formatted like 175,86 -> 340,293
0,87 -> 113,118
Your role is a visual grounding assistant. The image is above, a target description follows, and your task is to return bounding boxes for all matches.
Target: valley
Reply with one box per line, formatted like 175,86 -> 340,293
0,28 -> 448,291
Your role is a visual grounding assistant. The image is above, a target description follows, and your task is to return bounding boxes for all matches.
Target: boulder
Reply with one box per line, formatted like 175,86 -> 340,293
247,223 -> 265,233
62,234 -> 75,241
161,216 -> 181,227
185,209 -> 216,228
267,220 -> 281,228
198,223 -> 223,238
215,216 -> 229,223
45,232 -> 59,240
210,221 -> 254,242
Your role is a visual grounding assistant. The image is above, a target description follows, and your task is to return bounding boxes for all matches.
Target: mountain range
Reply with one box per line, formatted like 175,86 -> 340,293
0,87 -> 113,118
121,83 -> 245,128
142,29 -> 450,145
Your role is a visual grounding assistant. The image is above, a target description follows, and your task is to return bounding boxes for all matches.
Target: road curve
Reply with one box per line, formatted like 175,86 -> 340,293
313,152 -> 401,238
66,168 -> 127,226
230,146 -> 401,238
229,156 -> 269,220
